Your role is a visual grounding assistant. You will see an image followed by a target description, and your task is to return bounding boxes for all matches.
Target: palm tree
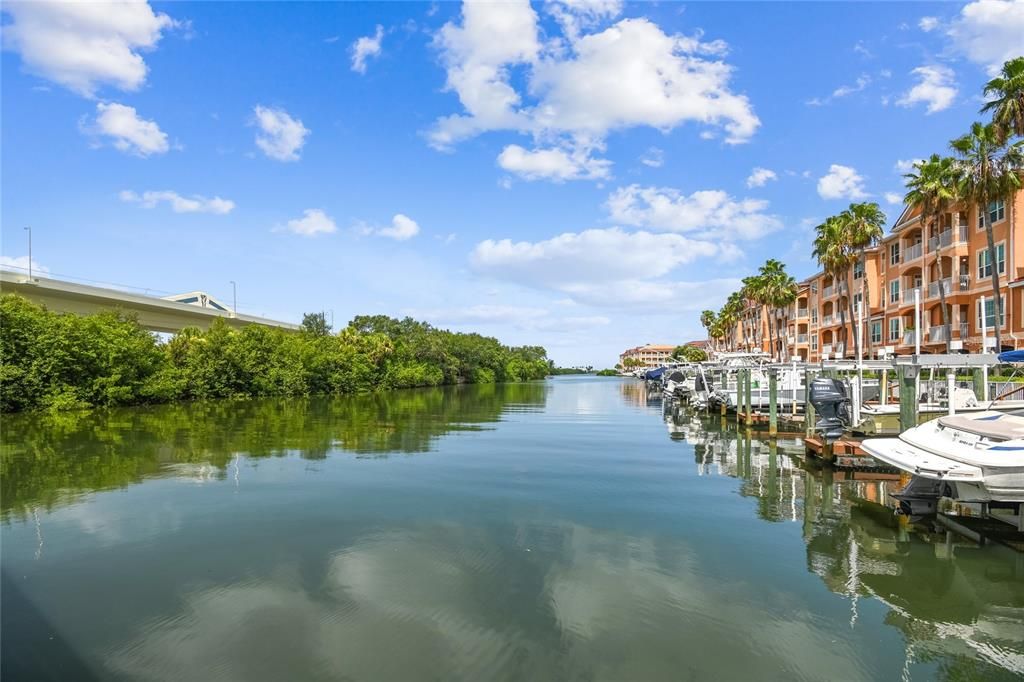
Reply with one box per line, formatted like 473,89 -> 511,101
766,262 -> 799,361
840,202 -> 886,359
904,155 -> 959,352
951,122 -> 1024,350
812,215 -> 856,359
720,291 -> 745,351
982,57 -> 1024,144
700,309 -> 717,350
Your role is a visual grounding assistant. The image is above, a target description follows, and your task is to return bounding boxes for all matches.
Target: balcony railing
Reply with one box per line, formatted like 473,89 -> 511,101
902,286 -> 922,304
927,278 -> 951,299
822,285 -> 835,298
904,242 -> 923,261
834,343 -> 845,357
904,330 -> 918,345
959,274 -> 970,291
927,230 -> 953,252
960,322 -> 969,338
822,343 -> 832,356
796,308 -> 809,318
822,314 -> 834,325
929,326 -> 949,343
957,225 -> 968,243
797,333 -> 808,343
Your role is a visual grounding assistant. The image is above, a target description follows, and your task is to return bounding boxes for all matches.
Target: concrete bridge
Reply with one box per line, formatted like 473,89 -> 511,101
1,271 -> 300,333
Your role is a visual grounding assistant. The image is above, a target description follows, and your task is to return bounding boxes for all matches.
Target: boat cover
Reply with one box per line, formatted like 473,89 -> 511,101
998,350 -> 1024,363
937,411 -> 1024,441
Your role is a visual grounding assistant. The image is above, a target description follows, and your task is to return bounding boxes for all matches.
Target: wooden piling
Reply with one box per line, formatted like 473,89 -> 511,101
744,368 -> 753,428
900,366 -> 919,432
768,369 -> 778,436
804,370 -> 816,438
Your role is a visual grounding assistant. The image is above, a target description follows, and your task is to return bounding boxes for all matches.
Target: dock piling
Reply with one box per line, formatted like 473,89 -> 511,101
768,368 -> 778,436
899,364 -> 920,432
804,370 -> 816,438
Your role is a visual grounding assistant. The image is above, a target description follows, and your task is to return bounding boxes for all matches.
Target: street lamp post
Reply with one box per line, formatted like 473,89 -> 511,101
24,226 -> 32,281
230,281 -> 237,315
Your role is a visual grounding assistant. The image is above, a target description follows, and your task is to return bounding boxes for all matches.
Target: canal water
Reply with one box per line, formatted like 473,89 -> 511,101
2,376 -> 1022,681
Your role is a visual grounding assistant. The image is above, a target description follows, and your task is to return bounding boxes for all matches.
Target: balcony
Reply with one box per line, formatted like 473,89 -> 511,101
822,343 -> 832,356
822,314 -> 834,325
927,278 -> 951,299
903,330 -> 919,345
822,285 -> 835,298
797,333 -> 808,344
796,308 -> 809,318
927,230 -> 953,252
960,322 -> 969,338
956,225 -> 968,243
834,343 -> 845,357
904,242 -> 923,261
929,326 -> 949,343
902,286 -> 922,304
959,274 -> 970,291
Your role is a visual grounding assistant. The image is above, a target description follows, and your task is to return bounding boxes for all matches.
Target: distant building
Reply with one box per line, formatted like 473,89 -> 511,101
686,340 -> 709,349
619,344 -> 676,368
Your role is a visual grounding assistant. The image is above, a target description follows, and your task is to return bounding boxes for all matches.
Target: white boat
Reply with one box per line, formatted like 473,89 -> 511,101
861,410 -> 1024,504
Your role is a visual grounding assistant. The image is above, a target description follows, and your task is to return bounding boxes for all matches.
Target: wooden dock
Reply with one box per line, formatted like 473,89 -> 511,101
803,436 -> 892,469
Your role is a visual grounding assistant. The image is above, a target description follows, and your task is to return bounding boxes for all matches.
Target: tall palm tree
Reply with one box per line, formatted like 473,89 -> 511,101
951,122 -> 1024,350
812,215 -> 856,359
982,56 -> 1024,144
904,155 -> 959,352
721,291 -> 745,351
754,259 -> 794,361
840,202 -> 886,359
743,272 -> 773,356
700,309 -> 717,351
768,264 -> 799,361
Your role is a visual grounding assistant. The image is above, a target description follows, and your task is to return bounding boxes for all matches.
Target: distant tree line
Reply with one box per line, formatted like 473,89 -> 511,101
0,296 -> 550,412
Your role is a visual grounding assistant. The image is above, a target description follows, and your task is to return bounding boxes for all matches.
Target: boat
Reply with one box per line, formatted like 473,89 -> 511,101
858,351 -> 1024,511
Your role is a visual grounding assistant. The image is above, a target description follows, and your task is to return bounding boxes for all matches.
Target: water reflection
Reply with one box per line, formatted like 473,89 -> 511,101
656,393 -> 1024,679
1,382 -> 547,520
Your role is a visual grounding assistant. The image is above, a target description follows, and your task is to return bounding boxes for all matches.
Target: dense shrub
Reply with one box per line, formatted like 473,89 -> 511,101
0,295 -> 550,412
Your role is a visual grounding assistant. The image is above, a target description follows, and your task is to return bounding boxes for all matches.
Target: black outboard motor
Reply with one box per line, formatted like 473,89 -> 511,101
695,373 -> 709,392
809,377 -> 850,443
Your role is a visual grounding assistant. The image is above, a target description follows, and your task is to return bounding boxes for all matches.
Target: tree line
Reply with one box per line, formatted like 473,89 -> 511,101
0,296 -> 551,413
700,56 -> 1024,357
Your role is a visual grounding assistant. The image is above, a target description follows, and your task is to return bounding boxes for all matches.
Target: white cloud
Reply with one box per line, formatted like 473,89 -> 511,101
894,158 -> 925,173
360,214 -> 421,240
745,167 -> 777,188
640,147 -> 664,168
853,41 -> 872,58
252,105 -> 310,161
0,255 -> 50,276
472,227 -> 721,287
429,3 -> 759,179
884,192 -> 904,205
948,0 -> 1024,74
497,144 -> 611,181
918,16 -> 940,32
832,74 -> 871,98
284,209 -> 337,237
545,0 -> 623,40
351,25 -> 384,73
896,65 -> 957,114
119,190 -> 235,214
605,185 -> 782,240
87,102 -> 169,156
817,164 -> 869,200
2,1 -> 177,97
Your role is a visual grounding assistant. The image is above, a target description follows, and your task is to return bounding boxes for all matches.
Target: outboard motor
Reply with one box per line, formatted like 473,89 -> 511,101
809,377 -> 850,443
695,373 -> 710,392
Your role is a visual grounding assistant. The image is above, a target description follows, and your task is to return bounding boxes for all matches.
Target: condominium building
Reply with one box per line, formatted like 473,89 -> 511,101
721,190 -> 1024,360
619,344 -> 677,368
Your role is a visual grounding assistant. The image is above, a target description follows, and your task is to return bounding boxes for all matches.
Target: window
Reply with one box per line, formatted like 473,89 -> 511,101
889,280 -> 900,304
853,260 -> 864,279
889,242 -> 900,265
811,336 -> 818,350
888,317 -> 901,341
870,320 -> 882,344
853,292 -> 863,313
978,199 -> 1006,227
978,244 -> 1006,279
977,296 -> 1006,329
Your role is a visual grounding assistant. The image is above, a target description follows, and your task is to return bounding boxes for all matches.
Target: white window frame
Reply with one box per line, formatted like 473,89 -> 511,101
889,242 -> 900,265
889,279 -> 899,304
888,317 -> 901,341
853,260 -> 864,280
976,295 -> 1007,330
978,242 -> 1006,280
870,320 -> 882,344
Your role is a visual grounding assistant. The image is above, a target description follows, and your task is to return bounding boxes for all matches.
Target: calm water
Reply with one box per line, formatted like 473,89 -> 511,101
2,376 -> 1022,681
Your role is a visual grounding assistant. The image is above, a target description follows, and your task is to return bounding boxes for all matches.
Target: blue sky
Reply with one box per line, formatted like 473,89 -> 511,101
2,1 -> 1022,367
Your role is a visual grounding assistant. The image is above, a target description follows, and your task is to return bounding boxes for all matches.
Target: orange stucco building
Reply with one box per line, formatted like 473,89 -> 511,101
723,190 -> 1024,361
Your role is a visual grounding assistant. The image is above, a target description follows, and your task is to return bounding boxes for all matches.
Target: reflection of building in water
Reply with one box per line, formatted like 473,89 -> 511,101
666,407 -> 1024,679
619,380 -> 663,409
